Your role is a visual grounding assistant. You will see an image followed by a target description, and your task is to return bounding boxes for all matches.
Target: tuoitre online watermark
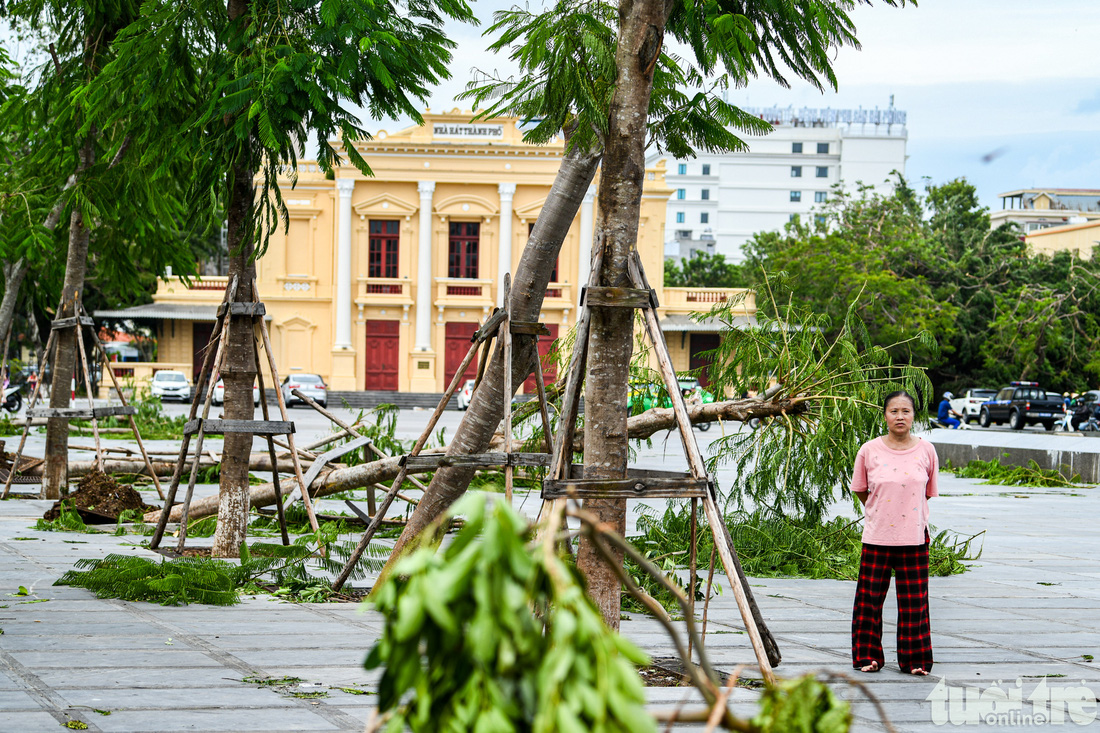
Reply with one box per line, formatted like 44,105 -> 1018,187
926,677 -> 1098,726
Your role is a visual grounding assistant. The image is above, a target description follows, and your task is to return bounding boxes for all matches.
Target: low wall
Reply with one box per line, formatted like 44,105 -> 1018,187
930,435 -> 1100,483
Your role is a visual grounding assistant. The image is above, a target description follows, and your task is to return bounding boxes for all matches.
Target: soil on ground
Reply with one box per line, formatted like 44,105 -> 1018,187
43,471 -> 157,521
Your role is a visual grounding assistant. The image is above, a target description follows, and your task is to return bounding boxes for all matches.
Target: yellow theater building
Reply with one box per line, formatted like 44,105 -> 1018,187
95,111 -> 755,397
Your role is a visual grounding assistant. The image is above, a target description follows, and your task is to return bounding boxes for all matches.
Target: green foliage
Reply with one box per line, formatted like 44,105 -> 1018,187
743,177 -> 1100,394
946,457 -> 1085,488
752,675 -> 850,733
629,503 -> 979,594
0,413 -> 24,436
366,496 -> 654,733
663,250 -> 749,289
82,0 -> 475,259
702,278 -> 933,521
35,503 -> 97,533
56,554 -> 241,605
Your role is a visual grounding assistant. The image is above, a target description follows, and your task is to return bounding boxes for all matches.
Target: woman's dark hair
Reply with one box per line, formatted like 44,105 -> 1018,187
883,390 -> 916,413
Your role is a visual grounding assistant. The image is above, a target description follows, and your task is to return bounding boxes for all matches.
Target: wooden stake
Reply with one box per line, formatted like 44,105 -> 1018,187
253,323 -> 289,546
253,281 -> 319,539
332,332 -> 483,591
1,328 -> 57,499
84,312 -> 165,500
149,276 -> 235,549
628,252 -> 775,685
688,496 -> 698,662
72,316 -> 105,472
502,275 -> 514,505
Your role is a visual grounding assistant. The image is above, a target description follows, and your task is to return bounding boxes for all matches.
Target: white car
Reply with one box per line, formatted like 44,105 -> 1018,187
149,370 -> 192,402
212,378 -> 260,406
281,373 -> 328,408
456,379 -> 476,410
950,388 -> 997,423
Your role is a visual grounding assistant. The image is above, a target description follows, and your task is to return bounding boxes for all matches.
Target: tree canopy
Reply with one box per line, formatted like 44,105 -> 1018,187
741,177 -> 1100,397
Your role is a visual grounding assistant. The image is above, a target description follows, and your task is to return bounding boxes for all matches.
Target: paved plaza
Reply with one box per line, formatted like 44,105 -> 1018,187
1,411 -> 1098,731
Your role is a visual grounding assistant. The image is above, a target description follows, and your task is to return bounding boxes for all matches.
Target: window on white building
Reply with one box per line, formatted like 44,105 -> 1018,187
790,191 -> 801,202
676,211 -> 685,223
702,164 -> 711,175
701,189 -> 710,200
792,143 -> 803,154
678,163 -> 687,175
791,166 -> 802,178
816,166 -> 828,178
815,191 -> 828,203
677,189 -> 686,200
700,212 -> 709,223
817,142 -> 829,154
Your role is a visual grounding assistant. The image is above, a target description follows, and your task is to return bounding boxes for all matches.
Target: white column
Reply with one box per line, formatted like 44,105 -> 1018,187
415,181 -> 435,351
334,178 -> 355,349
496,182 -> 516,306
577,185 -> 596,304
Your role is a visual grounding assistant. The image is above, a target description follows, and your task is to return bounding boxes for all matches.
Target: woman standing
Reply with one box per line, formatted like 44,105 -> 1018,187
851,390 -> 938,675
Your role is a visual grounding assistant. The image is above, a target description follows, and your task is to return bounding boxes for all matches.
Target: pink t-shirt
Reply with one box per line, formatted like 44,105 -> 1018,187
850,436 -> 939,546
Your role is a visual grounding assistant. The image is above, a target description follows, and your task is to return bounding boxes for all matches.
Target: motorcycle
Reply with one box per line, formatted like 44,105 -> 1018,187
2,384 -> 22,414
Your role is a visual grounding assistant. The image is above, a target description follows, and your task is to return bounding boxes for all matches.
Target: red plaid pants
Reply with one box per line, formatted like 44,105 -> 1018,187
852,541 -> 934,673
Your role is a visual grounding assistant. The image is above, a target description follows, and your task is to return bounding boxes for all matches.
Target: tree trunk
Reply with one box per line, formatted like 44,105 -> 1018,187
377,140 -> 602,571
42,136 -> 96,500
0,259 -> 28,355
577,0 -> 673,630
210,150 -> 258,558
209,0 -> 258,558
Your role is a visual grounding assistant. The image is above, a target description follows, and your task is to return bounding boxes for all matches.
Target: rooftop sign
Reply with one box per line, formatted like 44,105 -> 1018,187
744,106 -> 906,127
433,123 -> 504,140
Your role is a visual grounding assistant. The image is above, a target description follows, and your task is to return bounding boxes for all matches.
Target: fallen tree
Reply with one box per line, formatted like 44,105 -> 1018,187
143,394 -> 804,524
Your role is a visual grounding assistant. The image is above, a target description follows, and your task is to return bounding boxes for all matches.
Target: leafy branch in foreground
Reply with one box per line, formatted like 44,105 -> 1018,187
365,496 -> 654,733
702,277 -> 935,522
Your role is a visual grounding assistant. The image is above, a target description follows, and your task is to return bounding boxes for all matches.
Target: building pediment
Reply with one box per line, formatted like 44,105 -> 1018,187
353,193 -> 418,219
434,194 -> 499,218
514,197 -> 546,223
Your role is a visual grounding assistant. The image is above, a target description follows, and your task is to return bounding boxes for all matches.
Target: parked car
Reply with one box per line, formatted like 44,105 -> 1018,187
978,381 -> 1063,430
149,370 -> 192,402
457,379 -> 476,410
212,378 -> 260,406
949,388 -> 997,423
281,373 -> 328,408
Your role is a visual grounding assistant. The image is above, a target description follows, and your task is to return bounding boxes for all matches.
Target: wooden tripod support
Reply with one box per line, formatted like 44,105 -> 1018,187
538,249 -> 780,684
148,277 -> 316,553
1,299 -> 164,502
330,273 -> 556,591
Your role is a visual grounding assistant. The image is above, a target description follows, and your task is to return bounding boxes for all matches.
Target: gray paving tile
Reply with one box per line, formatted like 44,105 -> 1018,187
0,711 -> 68,733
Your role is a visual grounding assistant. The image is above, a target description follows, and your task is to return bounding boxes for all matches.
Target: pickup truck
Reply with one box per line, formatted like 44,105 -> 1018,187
978,382 -> 1064,430
950,388 -> 997,423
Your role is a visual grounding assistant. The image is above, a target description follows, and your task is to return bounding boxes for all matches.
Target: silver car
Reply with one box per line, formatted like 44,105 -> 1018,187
149,370 -> 192,402
282,373 -> 328,408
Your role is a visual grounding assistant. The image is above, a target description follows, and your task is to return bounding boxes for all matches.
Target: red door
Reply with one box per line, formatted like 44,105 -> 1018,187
192,323 -> 215,383
524,324 -> 559,393
689,333 -> 720,387
365,320 -> 400,391
444,322 -> 479,388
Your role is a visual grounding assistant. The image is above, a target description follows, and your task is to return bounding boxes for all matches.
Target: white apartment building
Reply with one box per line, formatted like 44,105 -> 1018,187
655,105 -> 908,262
